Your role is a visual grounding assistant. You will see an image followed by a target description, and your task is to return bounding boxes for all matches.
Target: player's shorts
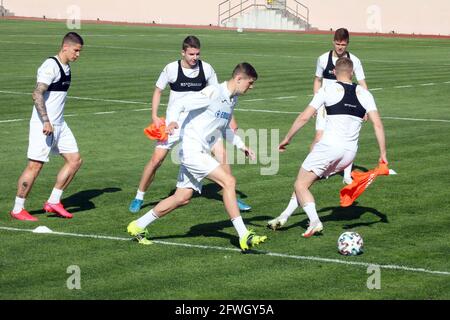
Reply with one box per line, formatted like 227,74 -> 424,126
176,150 -> 220,193
155,127 -> 181,150
27,121 -> 79,162
315,105 -> 327,131
301,141 -> 356,178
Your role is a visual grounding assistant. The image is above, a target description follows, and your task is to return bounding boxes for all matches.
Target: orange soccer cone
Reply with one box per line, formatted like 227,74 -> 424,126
340,161 -> 390,207
144,118 -> 168,142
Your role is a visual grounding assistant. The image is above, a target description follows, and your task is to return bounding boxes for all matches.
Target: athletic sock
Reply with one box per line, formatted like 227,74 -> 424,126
231,216 -> 248,239
48,188 -> 63,204
136,209 -> 159,229
280,195 -> 299,219
12,197 -> 25,214
302,202 -> 320,224
135,190 -> 145,201
344,163 -> 353,180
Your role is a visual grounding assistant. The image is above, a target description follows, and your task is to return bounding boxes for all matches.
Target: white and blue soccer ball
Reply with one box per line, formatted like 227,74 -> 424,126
337,231 -> 364,256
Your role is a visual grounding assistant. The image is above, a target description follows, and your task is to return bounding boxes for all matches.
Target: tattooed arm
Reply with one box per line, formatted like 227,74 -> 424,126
32,82 -> 53,135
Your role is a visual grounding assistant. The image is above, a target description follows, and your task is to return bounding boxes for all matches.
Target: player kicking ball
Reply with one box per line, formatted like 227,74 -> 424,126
268,57 -> 387,237
127,63 -> 267,251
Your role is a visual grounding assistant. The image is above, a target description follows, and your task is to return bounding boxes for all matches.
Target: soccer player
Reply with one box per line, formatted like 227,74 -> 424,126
314,28 -> 367,184
9,32 -> 84,221
127,63 -> 267,251
268,28 -> 368,230
129,36 -> 251,213
269,57 -> 386,237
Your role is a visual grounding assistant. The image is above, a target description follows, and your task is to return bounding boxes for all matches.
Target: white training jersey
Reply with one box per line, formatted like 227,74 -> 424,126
167,82 -> 241,153
315,51 -> 365,88
31,56 -> 70,125
156,60 -> 218,107
309,81 -> 377,152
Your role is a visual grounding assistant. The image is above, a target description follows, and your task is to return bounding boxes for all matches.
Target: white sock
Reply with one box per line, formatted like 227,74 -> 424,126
344,163 -> 353,179
302,202 -> 320,224
136,209 -> 159,229
280,196 -> 299,219
48,188 -> 63,204
135,190 -> 145,201
12,197 -> 25,214
231,216 -> 248,239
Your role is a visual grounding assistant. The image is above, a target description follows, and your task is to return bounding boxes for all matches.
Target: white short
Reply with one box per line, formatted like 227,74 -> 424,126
315,105 -> 327,131
301,141 -> 355,178
176,150 -> 220,193
155,127 -> 181,150
27,121 -> 78,162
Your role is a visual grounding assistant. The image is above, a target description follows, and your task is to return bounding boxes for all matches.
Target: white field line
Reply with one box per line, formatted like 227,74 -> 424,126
394,85 -> 413,88
382,116 -> 450,123
1,226 -> 449,276
93,111 -> 117,115
1,90 -> 450,123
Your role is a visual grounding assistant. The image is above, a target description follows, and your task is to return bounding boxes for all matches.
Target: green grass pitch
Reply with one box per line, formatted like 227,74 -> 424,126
0,19 -> 449,300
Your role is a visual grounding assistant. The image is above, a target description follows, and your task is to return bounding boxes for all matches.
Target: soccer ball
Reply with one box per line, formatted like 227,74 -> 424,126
337,231 -> 364,256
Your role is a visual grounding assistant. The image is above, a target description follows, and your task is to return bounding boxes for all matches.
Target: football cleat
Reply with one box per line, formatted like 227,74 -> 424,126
237,199 -> 252,212
239,229 -> 267,251
127,220 -> 152,245
43,202 -> 73,219
129,199 -> 143,213
10,209 -> 38,221
267,216 -> 288,230
302,221 -> 323,238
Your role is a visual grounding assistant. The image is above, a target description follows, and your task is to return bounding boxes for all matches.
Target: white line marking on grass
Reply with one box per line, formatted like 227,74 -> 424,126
394,85 -> 413,88
369,88 -> 384,91
274,96 -> 298,100
242,98 -> 265,102
382,116 -> 450,123
420,83 -> 435,86
1,90 -> 449,123
132,108 -> 151,112
1,226 -> 449,276
94,111 -> 117,115
68,96 -> 148,105
235,108 -> 298,114
444,81 -> 450,84
0,90 -> 148,106
0,118 -> 25,123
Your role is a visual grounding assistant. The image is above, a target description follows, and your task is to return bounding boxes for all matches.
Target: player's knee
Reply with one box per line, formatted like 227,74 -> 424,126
27,160 -> 43,174
294,180 -> 307,192
69,157 -> 83,170
76,157 -> 83,169
175,194 -> 191,206
150,156 -> 164,169
223,175 -> 236,190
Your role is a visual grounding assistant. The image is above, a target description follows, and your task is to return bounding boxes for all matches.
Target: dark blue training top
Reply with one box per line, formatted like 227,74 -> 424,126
322,50 -> 350,80
46,57 -> 71,92
169,60 -> 207,92
325,81 -> 366,119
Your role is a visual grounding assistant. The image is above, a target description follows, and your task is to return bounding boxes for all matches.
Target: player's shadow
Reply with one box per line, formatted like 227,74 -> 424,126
29,187 -> 121,216
282,202 -> 388,231
335,164 -> 369,179
140,183 -> 249,210
151,214 -> 271,252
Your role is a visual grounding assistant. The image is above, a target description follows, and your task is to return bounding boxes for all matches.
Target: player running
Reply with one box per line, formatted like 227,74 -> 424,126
127,63 -> 267,251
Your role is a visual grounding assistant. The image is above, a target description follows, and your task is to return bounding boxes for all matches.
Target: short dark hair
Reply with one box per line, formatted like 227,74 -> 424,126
232,62 -> 258,80
182,36 -> 201,50
62,32 -> 84,46
334,28 -> 350,43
